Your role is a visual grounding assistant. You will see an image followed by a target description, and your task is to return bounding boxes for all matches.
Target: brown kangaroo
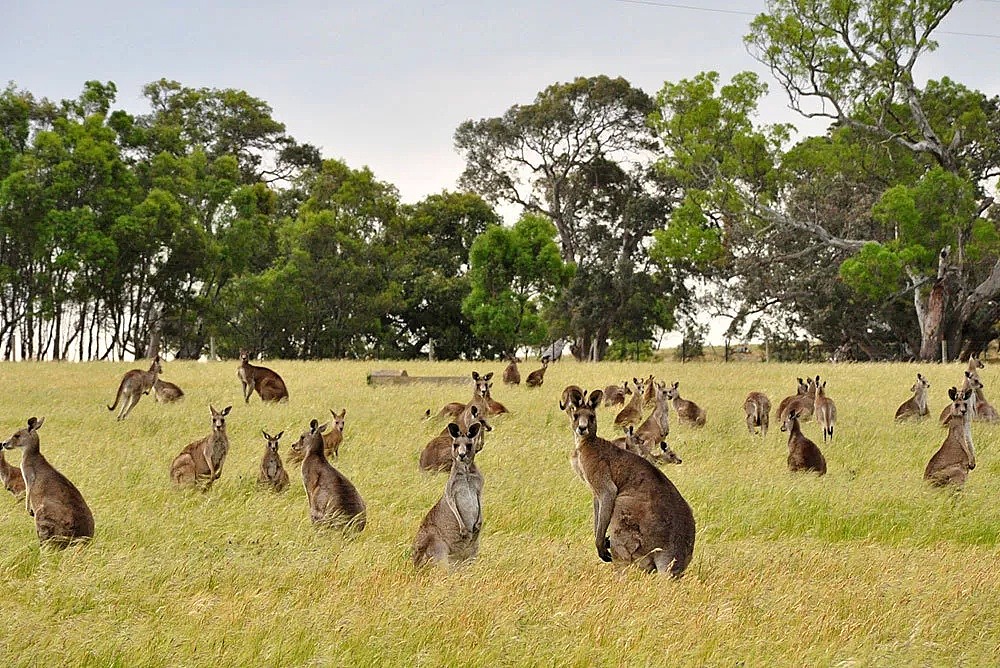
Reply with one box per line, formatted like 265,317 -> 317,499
665,381 -> 707,427
603,380 -> 631,408
169,405 -> 232,490
298,419 -> 366,530
743,391 -> 771,437
635,381 -> 671,450
779,376 -> 816,423
895,373 -> 931,421
614,377 -> 646,428
973,383 -> 1000,423
107,355 -> 162,421
525,357 -> 549,388
569,389 -> 695,576
420,405 -> 491,472
237,350 -> 289,403
437,371 -> 492,419
411,421 -> 484,567
559,385 -> 586,418
502,356 -> 521,385
482,378 -> 509,415
781,409 -> 826,475
813,376 -> 837,442
323,409 -> 347,459
0,446 -> 26,499
925,387 -> 976,487
258,430 -> 290,493
939,371 -> 982,424
153,378 -> 184,403
775,377 -> 810,424
2,417 -> 94,547
641,374 -> 656,408
612,425 -> 682,466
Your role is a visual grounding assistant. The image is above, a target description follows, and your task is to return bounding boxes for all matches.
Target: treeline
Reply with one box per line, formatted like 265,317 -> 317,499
3,1 -> 1000,362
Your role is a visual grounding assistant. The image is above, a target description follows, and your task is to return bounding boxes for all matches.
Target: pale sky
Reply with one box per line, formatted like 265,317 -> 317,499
5,1 -> 999,205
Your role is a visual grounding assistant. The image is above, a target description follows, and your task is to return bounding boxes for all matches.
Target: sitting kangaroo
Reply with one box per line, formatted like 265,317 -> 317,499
107,355 -> 162,421
665,381 -> 707,427
323,409 -> 347,459
525,357 -> 549,388
412,421 -> 485,567
602,380 -> 631,408
938,371 -> 982,424
438,371 -> 492,419
781,409 -> 826,475
0,446 -> 26,500
743,391 -> 771,437
502,356 -> 520,385
895,373 -> 931,421
2,417 -> 94,547
635,381 -> 671,449
925,387 -> 976,487
569,389 -> 696,576
153,378 -> 184,403
298,419 -> 366,531
420,405 -> 491,472
237,350 -> 289,403
614,377 -> 646,429
258,430 -> 290,493
169,405 -> 232,490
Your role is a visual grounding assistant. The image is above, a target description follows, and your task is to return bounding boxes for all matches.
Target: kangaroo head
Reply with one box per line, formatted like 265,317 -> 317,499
150,355 -> 163,374
239,349 -> 251,363
796,377 -> 808,394
947,386 -> 973,418
965,370 -> 983,390
655,381 -> 670,403
970,355 -> 985,370
262,430 -> 283,452
665,382 -> 679,400
780,409 -> 799,432
472,372 -> 490,397
296,419 -> 328,456
2,416 -> 44,450
209,405 -> 232,432
912,373 -> 931,392
329,409 -> 346,433
571,389 -> 603,438
559,385 -> 584,412
622,381 -> 632,396
447,421 -> 482,463
659,441 -> 682,464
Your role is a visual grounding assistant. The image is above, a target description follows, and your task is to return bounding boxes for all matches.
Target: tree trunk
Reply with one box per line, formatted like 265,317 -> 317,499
917,247 -> 951,361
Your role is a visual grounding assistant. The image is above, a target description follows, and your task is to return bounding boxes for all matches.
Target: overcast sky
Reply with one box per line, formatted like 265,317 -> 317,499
5,1 -> 999,205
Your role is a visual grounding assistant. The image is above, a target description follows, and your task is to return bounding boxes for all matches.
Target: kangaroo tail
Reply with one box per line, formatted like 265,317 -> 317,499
107,377 -> 127,411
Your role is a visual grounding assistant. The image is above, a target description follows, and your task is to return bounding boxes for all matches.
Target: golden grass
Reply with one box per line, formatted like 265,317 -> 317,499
1,358 -> 999,666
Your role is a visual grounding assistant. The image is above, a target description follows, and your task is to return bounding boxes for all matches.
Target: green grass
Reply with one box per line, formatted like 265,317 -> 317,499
1,359 -> 999,666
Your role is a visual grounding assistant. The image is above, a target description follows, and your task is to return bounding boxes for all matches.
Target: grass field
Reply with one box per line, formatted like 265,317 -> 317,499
1,358 -> 999,666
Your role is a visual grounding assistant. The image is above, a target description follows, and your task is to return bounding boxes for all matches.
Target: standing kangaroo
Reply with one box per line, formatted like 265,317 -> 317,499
153,378 -> 184,403
0,446 -> 26,499
237,350 -> 289,403
298,419 -> 366,531
502,356 -> 521,385
895,373 -> 931,421
323,409 -> 347,459
925,387 -> 976,487
665,381 -> 707,427
107,355 -> 162,421
525,357 -> 549,388
569,389 -> 695,576
169,405 -> 232,490
781,409 -> 826,475
635,381 -> 671,450
411,421 -> 484,567
2,417 -> 94,547
743,391 -> 771,437
614,377 -> 646,428
258,430 -> 290,492
813,376 -> 837,442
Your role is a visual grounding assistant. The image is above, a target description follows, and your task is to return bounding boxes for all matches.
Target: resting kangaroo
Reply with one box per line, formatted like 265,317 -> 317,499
0,446 -> 26,499
525,357 -> 549,388
602,380 -> 631,408
153,378 -> 184,403
612,425 -> 682,466
411,421 -> 484,567
107,355 -> 162,420
258,430 -> 290,492
813,376 -> 837,442
2,417 -> 94,547
895,373 -> 931,421
781,409 -> 826,475
614,377 -> 646,428
665,381 -> 707,427
775,377 -> 810,424
502,356 -> 520,385
323,409 -> 347,459
569,389 -> 695,576
298,419 -> 366,530
634,381 -> 671,450
743,391 -> 771,437
925,387 -> 976,488
779,376 -> 816,423
437,371 -> 492,419
169,405 -> 232,490
237,350 -> 289,403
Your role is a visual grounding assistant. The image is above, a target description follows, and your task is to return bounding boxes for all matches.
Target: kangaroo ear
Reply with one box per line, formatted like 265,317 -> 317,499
471,371 -> 480,381
262,430 -> 270,439
626,425 -> 634,436
27,416 -> 43,431
588,389 -> 604,408
469,405 -> 480,418
221,406 -> 232,416
964,388 -> 974,400
467,421 -> 481,440
210,405 -> 218,416
447,422 -> 461,439
484,372 -> 493,381
965,370 -> 973,379
309,419 -> 319,433
276,431 -> 283,440
948,387 -> 957,401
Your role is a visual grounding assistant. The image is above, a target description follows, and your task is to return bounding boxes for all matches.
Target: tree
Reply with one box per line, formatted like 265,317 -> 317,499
462,214 -> 573,355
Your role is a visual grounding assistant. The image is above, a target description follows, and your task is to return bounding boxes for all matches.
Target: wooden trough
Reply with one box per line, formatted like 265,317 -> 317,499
366,369 -> 471,386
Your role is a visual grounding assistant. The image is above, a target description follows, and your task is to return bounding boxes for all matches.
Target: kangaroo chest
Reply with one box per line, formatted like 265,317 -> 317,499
207,438 -> 228,470
448,473 -> 481,534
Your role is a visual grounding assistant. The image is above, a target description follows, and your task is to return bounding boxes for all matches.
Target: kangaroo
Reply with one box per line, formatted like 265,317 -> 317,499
298,419 -> 366,531
525,357 -> 549,388
635,381 -> 671,450
895,373 -> 931,421
107,355 -> 162,421
437,371 -> 492,419
614,377 -> 646,428
559,385 -> 586,418
665,381 -> 707,427
611,424 -> 653,460
153,378 -> 184,403
0,446 -> 26,499
641,374 -> 656,408
420,405 -> 491,472
973,384 -> 1000,423
967,354 -> 985,374
775,377 -> 810,424
939,371 -> 982,424
2,417 -> 94,547
169,405 -> 232,490
743,391 -> 771,437
482,379 -> 509,416
653,441 -> 683,465
569,389 -> 696,576
323,408 -> 347,459
813,376 -> 837,442
779,377 -> 816,423
781,409 -> 826,475
258,430 -> 290,492
925,387 -> 976,487
237,350 -> 289,403
603,380 -> 631,408
412,421 -> 484,567
502,356 -> 521,385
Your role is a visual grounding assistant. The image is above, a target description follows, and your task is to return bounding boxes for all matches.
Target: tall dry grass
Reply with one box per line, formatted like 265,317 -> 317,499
1,358 -> 999,666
